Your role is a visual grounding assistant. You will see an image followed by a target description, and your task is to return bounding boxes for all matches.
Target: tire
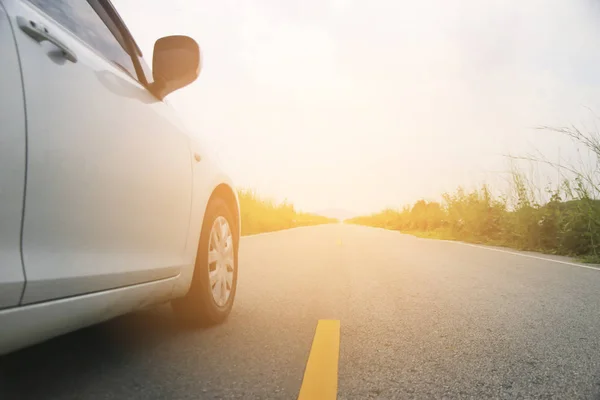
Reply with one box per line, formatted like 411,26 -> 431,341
172,197 -> 239,327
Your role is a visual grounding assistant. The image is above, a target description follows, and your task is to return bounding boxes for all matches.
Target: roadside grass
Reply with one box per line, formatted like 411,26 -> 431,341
238,189 -> 338,236
346,122 -> 600,263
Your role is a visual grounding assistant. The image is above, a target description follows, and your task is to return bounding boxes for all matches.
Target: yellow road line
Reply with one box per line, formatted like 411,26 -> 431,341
298,320 -> 341,400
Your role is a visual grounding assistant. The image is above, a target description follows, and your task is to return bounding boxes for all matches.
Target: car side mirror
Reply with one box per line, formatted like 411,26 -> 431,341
149,35 -> 201,100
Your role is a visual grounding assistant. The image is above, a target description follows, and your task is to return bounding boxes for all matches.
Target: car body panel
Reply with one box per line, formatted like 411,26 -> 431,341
0,0 -> 239,355
0,275 -> 177,355
0,0 -> 26,309
10,0 -> 194,304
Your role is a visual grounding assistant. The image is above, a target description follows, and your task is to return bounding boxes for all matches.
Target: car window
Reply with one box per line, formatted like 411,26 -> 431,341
26,0 -> 137,78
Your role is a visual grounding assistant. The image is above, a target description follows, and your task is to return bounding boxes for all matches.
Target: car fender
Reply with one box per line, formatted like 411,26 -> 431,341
171,142 -> 239,298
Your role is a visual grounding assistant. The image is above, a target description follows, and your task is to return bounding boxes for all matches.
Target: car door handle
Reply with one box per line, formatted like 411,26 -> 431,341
17,16 -> 77,63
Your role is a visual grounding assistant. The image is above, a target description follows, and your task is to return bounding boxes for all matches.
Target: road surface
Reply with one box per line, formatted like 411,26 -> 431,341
2,224 -> 600,399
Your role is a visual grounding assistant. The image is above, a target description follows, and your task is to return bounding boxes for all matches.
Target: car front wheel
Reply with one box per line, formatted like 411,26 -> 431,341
172,197 -> 239,326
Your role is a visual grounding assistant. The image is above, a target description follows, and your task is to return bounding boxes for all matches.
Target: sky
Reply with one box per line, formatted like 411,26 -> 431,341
114,0 -> 600,216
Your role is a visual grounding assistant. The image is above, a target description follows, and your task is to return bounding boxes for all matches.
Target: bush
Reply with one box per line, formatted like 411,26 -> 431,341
346,162 -> 600,262
238,189 -> 337,235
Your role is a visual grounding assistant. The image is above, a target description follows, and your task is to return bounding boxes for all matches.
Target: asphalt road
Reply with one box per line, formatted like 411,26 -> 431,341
3,224 -> 600,399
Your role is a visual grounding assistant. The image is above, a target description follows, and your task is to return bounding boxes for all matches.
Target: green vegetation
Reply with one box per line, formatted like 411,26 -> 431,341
238,189 -> 338,236
347,124 -> 600,263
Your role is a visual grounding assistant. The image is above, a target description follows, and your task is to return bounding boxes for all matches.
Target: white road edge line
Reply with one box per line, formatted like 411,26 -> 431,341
440,240 -> 600,271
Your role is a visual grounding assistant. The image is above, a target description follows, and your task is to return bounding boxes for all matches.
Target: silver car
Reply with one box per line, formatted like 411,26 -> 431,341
0,0 -> 240,354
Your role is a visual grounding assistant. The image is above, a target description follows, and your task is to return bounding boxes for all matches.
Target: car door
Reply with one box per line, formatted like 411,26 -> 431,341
6,0 -> 194,304
0,1 -> 26,309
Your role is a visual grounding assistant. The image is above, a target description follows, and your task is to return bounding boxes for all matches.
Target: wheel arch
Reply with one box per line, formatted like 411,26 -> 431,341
172,178 -> 240,300
207,183 -> 240,242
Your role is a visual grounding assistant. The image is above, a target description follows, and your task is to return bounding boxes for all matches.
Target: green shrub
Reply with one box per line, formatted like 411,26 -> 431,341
238,189 -> 337,235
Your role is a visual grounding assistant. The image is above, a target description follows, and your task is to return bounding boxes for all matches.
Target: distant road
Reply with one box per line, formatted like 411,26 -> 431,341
3,224 -> 600,399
